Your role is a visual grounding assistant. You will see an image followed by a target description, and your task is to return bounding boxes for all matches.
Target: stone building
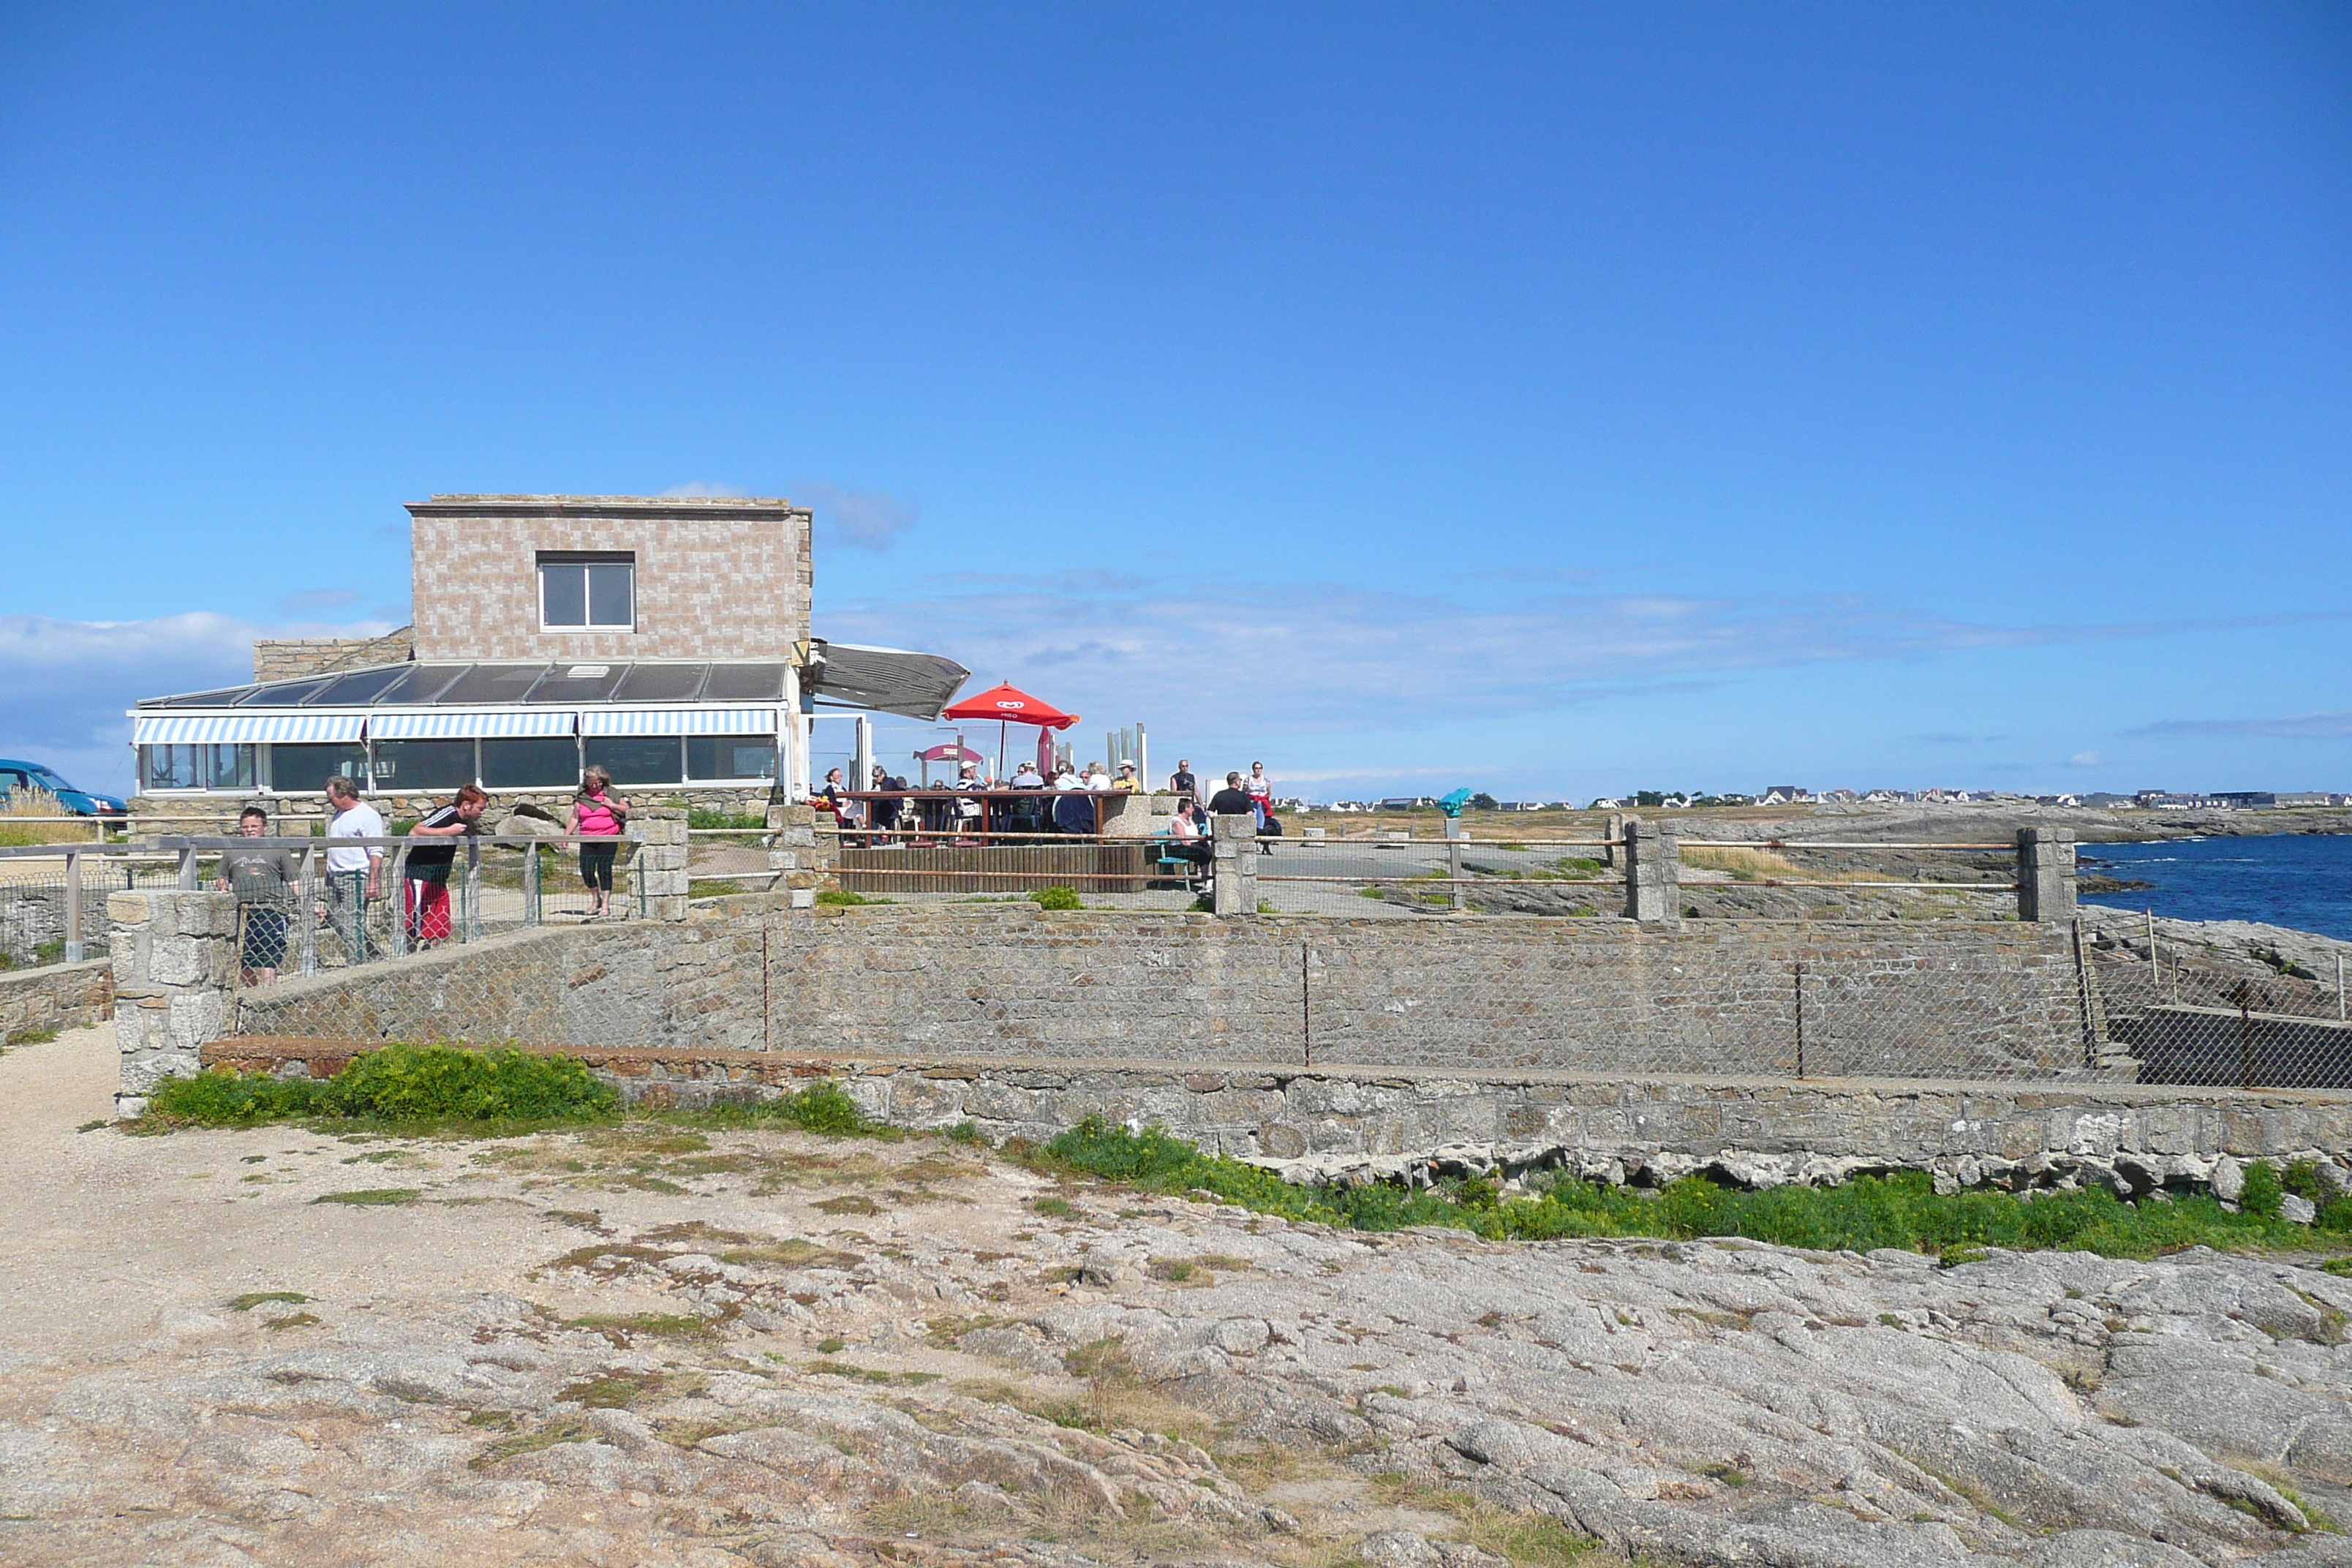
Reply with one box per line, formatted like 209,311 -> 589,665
127,494 -> 964,815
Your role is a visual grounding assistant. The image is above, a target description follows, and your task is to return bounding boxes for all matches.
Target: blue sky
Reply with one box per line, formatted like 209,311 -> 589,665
3,4 -> 2347,800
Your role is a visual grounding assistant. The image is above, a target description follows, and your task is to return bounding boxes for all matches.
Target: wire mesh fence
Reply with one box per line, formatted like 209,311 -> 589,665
2083,920 -> 2352,1088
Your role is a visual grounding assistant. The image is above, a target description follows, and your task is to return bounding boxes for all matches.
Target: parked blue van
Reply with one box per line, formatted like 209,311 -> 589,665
0,759 -> 129,819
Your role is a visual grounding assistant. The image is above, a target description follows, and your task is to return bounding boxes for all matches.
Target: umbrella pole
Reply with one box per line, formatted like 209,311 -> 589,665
998,720 -> 1007,785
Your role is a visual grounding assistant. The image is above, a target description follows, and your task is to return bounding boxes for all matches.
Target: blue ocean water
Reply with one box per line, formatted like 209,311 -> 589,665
2078,834 -> 2352,941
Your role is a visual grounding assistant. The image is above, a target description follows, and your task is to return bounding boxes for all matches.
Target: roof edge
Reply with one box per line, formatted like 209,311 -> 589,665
407,495 -> 810,519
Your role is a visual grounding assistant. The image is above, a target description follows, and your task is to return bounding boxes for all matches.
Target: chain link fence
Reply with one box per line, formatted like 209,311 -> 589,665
2082,919 -> 2352,1088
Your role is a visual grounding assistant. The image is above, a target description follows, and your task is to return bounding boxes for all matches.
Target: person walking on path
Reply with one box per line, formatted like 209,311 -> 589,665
404,784 -> 489,947
323,776 -> 383,962
568,767 -> 630,919
216,804 -> 297,985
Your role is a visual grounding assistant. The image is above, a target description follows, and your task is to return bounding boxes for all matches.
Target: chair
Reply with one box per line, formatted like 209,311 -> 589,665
1152,832 -> 1204,891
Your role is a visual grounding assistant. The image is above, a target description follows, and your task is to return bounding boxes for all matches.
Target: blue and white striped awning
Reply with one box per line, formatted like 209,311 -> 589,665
581,708 -> 779,737
132,712 -> 367,746
369,710 -> 578,739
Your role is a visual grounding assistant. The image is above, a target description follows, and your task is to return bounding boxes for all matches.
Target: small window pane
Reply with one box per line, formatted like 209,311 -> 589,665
431,664 -> 548,704
483,737 -> 581,789
372,739 -> 476,792
587,563 -> 633,627
207,745 -> 256,790
270,743 -> 372,794
542,563 -> 587,627
142,746 -> 203,791
584,736 -> 682,785
686,734 -> 777,782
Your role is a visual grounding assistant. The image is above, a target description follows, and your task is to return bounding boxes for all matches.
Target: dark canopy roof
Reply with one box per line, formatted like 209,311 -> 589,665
136,642 -> 970,723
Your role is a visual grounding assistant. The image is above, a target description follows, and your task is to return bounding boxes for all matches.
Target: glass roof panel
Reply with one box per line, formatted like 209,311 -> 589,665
524,662 -> 631,702
613,663 -> 709,702
310,666 -> 415,706
144,686 -> 254,709
238,676 -> 338,707
431,664 -> 551,705
366,665 -> 468,706
703,663 -> 787,701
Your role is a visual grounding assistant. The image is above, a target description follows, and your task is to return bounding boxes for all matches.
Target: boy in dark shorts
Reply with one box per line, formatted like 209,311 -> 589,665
215,806 -> 297,984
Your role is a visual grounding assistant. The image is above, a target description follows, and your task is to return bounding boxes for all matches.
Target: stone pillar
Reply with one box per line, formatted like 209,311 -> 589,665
630,808 -> 690,921
1211,813 -> 1259,916
765,803 -> 831,911
1622,818 -> 1680,927
1602,811 -> 1624,867
110,890 -> 237,1117
2017,827 -> 2077,922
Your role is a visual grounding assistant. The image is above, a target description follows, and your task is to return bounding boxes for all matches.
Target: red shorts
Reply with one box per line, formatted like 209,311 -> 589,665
405,878 -> 451,942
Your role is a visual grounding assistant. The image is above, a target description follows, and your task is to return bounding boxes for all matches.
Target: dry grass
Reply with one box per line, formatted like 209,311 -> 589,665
0,789 -> 91,846
1364,1472 -> 1612,1567
1679,845 -> 1882,885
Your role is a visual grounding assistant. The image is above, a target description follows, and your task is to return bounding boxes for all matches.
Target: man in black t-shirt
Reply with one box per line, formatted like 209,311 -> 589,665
1206,771 -> 1256,818
405,785 -> 488,946
1169,760 -> 1198,799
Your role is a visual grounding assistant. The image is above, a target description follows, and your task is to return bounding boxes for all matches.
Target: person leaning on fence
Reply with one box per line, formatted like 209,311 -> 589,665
404,783 -> 488,947
323,775 -> 384,962
216,804 -> 297,984
568,767 -> 630,919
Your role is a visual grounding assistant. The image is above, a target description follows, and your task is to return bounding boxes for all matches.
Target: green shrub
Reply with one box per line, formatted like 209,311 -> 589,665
772,1080 -> 870,1135
1036,1118 -> 2350,1261
687,808 -> 766,830
146,1068 -> 333,1125
1031,886 -> 1083,911
815,888 -> 886,906
325,1044 -> 618,1123
142,1045 -> 616,1128
2285,1159 -> 2326,1202
2241,1160 -> 2285,1218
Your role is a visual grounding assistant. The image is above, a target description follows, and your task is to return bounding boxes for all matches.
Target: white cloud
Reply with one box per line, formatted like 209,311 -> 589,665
0,611 -> 396,795
2068,750 -> 2103,766
2127,712 -> 2352,739
799,482 -> 919,551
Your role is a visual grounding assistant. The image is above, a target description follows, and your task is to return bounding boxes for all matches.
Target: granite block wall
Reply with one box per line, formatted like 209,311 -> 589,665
0,958 -> 112,1040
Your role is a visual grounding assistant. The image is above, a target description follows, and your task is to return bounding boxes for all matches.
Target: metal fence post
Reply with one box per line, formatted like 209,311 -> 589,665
524,841 -> 541,926
176,846 -> 196,889
297,847 -> 317,976
63,847 -> 82,963
1793,960 -> 1805,1079
388,844 -> 409,958
462,850 -> 480,943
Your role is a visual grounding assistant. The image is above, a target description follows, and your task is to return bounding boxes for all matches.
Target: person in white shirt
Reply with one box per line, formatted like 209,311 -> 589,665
323,774 -> 385,962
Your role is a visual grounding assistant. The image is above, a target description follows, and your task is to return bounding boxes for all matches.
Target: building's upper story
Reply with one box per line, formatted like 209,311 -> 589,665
408,494 -> 814,663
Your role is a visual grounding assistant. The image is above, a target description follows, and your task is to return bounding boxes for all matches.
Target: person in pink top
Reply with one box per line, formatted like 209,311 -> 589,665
567,766 -> 632,919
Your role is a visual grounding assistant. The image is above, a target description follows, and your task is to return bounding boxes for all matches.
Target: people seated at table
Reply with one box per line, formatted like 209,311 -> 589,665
1113,761 -> 1142,793
868,765 -> 907,840
1166,799 -> 1210,865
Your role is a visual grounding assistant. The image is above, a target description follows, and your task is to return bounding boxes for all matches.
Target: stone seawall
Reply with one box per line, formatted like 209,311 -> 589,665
203,1037 -> 2352,1194
0,958 -> 112,1041
227,900 -> 2095,1078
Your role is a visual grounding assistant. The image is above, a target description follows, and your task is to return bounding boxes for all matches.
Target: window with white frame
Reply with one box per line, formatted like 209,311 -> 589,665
538,551 -> 635,630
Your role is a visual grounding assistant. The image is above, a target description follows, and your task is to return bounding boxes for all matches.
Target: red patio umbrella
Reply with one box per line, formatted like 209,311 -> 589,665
941,682 -> 1080,781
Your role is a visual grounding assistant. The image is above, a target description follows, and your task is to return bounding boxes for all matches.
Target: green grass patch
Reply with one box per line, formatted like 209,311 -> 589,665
230,1290 -> 312,1311
5,1025 -> 59,1045
1034,1117 -> 2352,1260
310,1188 -> 419,1206
680,1079 -> 878,1137
687,808 -> 767,830
140,1044 -> 620,1129
1030,885 -> 1083,910
815,887 -> 892,905
687,878 -> 746,898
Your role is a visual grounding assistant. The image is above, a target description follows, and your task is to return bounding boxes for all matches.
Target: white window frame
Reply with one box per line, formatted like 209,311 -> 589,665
537,551 -> 636,633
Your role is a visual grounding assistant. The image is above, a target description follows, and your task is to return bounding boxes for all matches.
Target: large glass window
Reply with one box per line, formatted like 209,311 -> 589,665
483,737 -> 581,789
207,745 -> 257,790
584,736 -> 682,785
371,739 -> 477,792
686,734 -> 777,782
141,746 -> 203,791
539,553 -> 635,629
269,743 -> 372,794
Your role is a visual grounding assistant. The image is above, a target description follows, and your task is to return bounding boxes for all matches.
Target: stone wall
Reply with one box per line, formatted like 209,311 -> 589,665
0,958 -> 112,1041
407,495 -> 813,663
216,900 -> 2090,1082
111,891 -> 236,1108
769,906 -> 2092,1078
250,626 -> 415,682
198,1039 -> 2352,1193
